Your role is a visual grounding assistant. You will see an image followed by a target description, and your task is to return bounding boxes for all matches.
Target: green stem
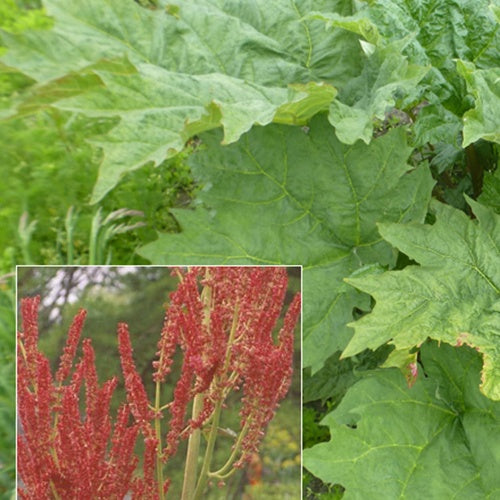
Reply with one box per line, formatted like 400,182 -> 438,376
209,419 -> 250,479
49,480 -> 62,500
185,271 -> 215,499
18,213 -> 36,264
181,394 -> 204,500
64,206 -> 76,265
88,209 -> 102,265
192,401 -> 223,500
155,377 -> 165,500
192,302 -> 240,499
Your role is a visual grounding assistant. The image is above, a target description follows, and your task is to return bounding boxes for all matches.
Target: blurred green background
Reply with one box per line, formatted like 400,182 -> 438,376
17,266 -> 301,498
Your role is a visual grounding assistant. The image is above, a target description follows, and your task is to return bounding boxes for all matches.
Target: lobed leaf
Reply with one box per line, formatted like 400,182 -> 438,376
304,341 -> 500,499
56,65 -> 336,202
1,0 -> 369,200
309,13 -> 429,144
327,40 -> 428,145
359,0 -> 500,146
1,0 -> 497,200
361,0 -> 499,83
345,198 -> 500,400
139,115 -> 434,372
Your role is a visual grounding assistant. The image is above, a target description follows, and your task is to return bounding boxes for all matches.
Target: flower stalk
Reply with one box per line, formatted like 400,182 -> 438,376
181,393 -> 203,500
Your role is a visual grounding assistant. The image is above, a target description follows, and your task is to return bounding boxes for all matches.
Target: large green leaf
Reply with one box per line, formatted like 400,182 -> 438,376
344,199 -> 500,400
0,0 -> 156,82
55,65 -> 336,202
1,0 -> 497,202
360,0 -> 499,89
304,341 -> 500,499
2,0 -> 371,201
139,115 -> 434,372
0,0 -> 366,87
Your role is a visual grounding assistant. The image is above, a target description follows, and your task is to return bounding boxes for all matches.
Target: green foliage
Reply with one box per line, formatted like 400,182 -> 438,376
345,198 -> 500,400
303,407 -> 329,450
138,117 -> 434,374
481,164 -> 500,213
361,0 -> 499,146
0,0 -> 50,35
0,2 -> 196,271
0,109 -> 194,270
303,345 -> 393,405
2,0 -> 499,497
304,341 -> 500,499
303,476 -> 344,500
2,0 -> 497,200
3,0 -> 357,201
458,61 -> 500,146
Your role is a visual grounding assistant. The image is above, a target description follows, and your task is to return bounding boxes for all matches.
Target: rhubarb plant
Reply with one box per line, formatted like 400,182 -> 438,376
138,118 -> 434,373
343,198 -> 500,400
17,267 -> 301,499
304,341 -> 500,499
2,0 -> 500,498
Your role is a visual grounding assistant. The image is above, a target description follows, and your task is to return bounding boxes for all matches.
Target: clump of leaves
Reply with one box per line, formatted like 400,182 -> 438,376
0,0 -> 50,34
2,0 -> 499,497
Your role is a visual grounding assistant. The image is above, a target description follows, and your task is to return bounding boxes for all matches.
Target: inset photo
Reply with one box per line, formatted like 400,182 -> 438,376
17,266 -> 301,499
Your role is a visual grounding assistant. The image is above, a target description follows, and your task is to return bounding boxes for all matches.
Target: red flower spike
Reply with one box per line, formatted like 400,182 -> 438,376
55,308 -> 87,383
19,295 -> 41,355
118,322 -> 155,439
107,404 -> 141,497
131,436 -> 160,499
81,339 -> 98,419
164,363 -> 195,458
157,267 -> 300,469
18,269 -> 300,498
18,298 -> 144,499
152,310 -> 177,383
55,383 -> 91,494
18,296 -> 42,386
235,284 -> 300,467
33,354 -> 54,450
